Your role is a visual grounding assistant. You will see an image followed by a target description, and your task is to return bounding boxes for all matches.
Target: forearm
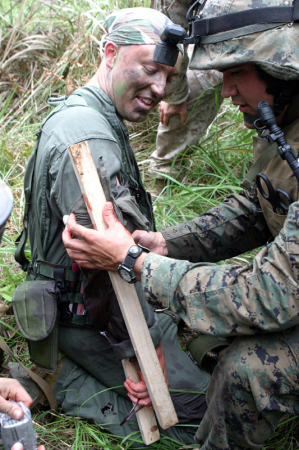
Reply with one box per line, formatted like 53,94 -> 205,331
161,191 -> 271,263
141,201 -> 299,335
164,47 -> 189,105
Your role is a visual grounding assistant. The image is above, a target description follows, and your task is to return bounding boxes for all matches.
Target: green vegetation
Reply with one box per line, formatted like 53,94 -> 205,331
1,0 -> 299,448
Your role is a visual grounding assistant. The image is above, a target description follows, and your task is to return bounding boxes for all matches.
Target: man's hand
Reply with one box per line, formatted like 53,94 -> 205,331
124,343 -> 168,408
0,380 -> 45,450
12,444 -> 45,450
0,379 -> 33,420
63,202 -> 139,271
159,100 -> 187,126
132,230 -> 168,257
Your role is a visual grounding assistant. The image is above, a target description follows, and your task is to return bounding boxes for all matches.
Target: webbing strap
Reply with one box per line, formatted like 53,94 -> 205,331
241,143 -> 278,189
193,6 -> 296,38
37,263 -> 79,282
66,315 -> 93,326
199,23 -> 284,44
15,135 -> 42,271
0,337 -> 58,411
67,293 -> 84,304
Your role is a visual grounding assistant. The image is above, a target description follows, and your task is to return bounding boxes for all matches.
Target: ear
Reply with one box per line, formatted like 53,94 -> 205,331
104,41 -> 119,69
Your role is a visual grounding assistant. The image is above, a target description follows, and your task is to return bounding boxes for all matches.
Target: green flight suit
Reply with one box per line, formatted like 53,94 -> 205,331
25,85 -> 210,444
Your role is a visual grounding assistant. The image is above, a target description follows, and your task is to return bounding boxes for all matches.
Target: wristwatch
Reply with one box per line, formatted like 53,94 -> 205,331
118,244 -> 149,283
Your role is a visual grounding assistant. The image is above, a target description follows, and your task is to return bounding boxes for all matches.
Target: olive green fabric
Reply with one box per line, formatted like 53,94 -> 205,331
74,157 -> 150,234
252,117 -> 299,237
54,312 -> 211,446
12,280 -> 59,372
27,86 -> 155,269
12,280 -> 58,341
24,84 -> 211,444
25,85 -> 160,360
187,335 -> 231,374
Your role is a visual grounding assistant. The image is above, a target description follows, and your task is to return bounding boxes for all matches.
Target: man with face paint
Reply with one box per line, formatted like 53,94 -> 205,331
16,7 -> 210,444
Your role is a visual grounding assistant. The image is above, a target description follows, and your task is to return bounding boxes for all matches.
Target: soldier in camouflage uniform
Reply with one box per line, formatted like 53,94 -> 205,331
63,0 -> 299,447
149,0 -> 223,177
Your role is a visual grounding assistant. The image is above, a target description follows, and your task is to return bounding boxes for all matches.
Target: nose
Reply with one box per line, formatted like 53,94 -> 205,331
151,75 -> 167,99
221,72 -> 238,98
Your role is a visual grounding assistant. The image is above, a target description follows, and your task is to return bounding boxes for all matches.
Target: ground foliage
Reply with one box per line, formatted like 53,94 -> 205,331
1,0 -> 299,448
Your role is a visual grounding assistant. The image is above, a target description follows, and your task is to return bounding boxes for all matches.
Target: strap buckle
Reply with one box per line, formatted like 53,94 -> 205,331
53,268 -> 72,321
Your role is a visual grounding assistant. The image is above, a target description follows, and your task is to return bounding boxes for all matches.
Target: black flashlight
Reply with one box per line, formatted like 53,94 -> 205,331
153,23 -> 186,67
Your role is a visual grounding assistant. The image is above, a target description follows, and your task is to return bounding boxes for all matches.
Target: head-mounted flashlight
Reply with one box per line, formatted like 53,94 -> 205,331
153,0 -> 200,67
153,23 -> 186,67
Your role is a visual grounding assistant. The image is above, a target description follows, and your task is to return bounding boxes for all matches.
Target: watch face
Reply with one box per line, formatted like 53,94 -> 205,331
129,245 -> 141,257
118,266 -> 134,283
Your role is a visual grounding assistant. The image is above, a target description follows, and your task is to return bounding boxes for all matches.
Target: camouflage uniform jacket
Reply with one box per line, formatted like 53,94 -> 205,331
26,85 -> 162,359
141,108 -> 299,342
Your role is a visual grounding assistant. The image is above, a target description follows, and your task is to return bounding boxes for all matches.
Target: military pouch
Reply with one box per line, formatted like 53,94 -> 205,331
187,334 -> 231,375
12,280 -> 59,373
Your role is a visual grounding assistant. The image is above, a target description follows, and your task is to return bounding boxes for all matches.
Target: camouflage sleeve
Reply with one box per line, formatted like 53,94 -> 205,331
150,0 -> 192,30
164,46 -> 189,105
142,201 -> 299,336
161,190 -> 271,263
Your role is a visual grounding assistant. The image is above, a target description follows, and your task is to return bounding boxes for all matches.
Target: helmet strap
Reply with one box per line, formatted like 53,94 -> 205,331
267,84 -> 292,116
255,66 -> 292,117
243,113 -> 260,125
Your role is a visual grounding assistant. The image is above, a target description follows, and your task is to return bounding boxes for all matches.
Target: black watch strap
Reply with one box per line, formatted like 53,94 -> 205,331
123,245 -> 143,268
118,244 -> 150,283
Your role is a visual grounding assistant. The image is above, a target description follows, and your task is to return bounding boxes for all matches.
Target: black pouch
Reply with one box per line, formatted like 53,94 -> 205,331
12,280 -> 59,373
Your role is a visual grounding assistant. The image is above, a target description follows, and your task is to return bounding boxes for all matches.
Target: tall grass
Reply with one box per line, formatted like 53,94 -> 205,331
1,0 -> 299,448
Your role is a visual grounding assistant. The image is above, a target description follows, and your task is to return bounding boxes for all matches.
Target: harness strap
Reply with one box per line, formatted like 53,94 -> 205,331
15,136 -> 41,271
67,293 -> 84,304
36,263 -> 79,282
0,337 -> 58,411
241,142 -> 278,189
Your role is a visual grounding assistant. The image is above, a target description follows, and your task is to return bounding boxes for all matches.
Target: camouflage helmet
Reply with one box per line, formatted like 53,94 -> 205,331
0,181 -> 13,244
189,0 -> 299,81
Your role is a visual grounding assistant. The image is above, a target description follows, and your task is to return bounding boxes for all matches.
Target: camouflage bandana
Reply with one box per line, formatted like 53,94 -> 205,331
103,7 -> 175,47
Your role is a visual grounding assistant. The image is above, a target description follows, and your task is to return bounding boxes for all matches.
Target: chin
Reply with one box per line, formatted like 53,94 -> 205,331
125,110 -> 149,123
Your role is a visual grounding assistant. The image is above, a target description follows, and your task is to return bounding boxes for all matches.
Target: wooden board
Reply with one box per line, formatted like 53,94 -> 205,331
122,359 -> 160,444
68,141 -> 178,436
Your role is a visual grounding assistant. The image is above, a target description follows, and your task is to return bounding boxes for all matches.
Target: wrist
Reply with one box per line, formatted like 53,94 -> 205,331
134,252 -> 147,281
118,244 -> 149,283
157,232 -> 168,256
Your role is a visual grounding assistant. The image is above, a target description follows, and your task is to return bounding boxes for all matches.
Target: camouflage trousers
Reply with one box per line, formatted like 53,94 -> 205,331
151,61 -> 223,164
196,327 -> 299,449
